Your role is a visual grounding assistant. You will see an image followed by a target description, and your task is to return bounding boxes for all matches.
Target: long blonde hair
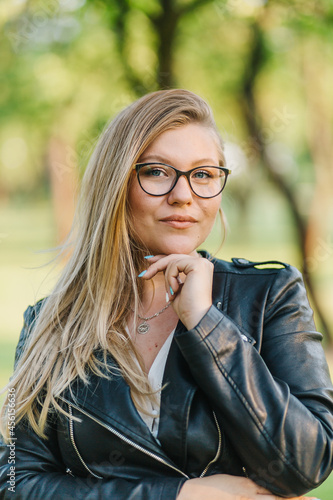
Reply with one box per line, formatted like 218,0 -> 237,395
0,89 -> 225,440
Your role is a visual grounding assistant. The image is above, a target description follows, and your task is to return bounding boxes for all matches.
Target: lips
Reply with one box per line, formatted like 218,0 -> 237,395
159,215 -> 198,229
160,215 -> 197,222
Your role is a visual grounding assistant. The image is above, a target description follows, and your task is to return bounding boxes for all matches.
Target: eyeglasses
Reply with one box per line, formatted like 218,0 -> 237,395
133,163 -> 231,199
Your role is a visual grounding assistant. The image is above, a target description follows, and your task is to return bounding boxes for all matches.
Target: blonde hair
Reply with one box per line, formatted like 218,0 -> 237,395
0,89 -> 225,440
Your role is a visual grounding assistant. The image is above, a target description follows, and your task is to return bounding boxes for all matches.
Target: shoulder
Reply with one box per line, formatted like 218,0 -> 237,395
200,253 -> 314,338
15,298 -> 47,366
200,250 -> 299,277
200,251 -> 305,297
22,298 -> 46,325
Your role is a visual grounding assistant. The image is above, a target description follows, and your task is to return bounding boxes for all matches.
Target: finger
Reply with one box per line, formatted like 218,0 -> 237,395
143,254 -> 166,264
143,253 -> 187,265
138,254 -> 190,280
176,275 -> 183,285
256,495 -> 312,500
164,257 -> 196,297
294,497 -> 321,500
255,496 -> 292,500
137,256 -> 171,279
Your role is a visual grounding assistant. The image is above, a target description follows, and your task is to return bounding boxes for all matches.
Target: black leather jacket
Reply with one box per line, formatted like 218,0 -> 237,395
1,255 -> 333,500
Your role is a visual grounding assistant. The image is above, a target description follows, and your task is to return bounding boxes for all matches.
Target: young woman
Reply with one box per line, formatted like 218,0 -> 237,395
0,89 -> 332,500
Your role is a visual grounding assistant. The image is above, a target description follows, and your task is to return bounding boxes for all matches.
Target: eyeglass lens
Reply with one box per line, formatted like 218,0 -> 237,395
138,164 -> 226,198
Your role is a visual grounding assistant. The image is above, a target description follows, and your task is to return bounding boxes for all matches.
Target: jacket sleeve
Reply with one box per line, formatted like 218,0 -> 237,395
0,305 -> 186,500
174,265 -> 333,497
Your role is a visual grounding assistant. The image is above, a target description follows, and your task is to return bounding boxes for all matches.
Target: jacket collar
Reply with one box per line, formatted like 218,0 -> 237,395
60,362 -> 165,457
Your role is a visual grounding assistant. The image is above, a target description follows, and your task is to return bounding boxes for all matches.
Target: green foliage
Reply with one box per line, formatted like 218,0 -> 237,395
0,0 -> 332,195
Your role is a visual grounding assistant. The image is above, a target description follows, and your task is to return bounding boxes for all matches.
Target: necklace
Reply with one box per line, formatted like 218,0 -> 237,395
135,302 -> 171,334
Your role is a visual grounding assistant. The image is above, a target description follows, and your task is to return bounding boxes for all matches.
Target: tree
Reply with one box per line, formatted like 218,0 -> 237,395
1,0 -> 332,340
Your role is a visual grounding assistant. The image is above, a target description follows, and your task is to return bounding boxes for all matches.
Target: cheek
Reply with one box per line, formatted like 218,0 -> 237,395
128,179 -> 150,218
127,177 -> 141,212
128,181 -> 159,227
201,198 -> 221,222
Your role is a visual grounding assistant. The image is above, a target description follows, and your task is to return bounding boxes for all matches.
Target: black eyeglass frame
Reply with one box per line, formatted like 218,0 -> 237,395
134,162 -> 231,199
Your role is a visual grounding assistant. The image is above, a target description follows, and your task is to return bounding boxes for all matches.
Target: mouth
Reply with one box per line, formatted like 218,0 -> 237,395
159,215 -> 198,229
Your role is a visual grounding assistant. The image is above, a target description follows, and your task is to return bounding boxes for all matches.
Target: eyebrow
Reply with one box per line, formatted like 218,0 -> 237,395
139,154 -> 219,166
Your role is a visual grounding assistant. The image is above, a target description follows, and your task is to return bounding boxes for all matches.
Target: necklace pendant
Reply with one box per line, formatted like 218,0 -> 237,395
137,321 -> 150,334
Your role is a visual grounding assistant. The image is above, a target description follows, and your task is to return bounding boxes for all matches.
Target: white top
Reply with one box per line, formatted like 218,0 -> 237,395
132,329 -> 175,439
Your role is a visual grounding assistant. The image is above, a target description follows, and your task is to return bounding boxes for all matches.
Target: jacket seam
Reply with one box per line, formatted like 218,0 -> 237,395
263,330 -> 320,342
213,269 -> 281,276
195,327 -> 316,489
200,308 -> 255,346
180,388 -> 196,470
264,269 -> 301,321
223,272 -> 230,313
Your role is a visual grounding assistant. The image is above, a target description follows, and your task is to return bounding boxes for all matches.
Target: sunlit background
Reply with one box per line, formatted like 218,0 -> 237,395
0,0 -> 333,497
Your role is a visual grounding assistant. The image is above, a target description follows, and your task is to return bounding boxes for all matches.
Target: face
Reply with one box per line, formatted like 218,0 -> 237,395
128,123 -> 222,256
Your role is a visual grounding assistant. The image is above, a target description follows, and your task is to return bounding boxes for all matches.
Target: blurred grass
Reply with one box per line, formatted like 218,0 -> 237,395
0,200 -> 59,390
0,199 -> 332,498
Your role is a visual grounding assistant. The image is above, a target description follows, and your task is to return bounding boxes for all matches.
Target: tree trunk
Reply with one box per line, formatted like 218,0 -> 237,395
47,136 -> 78,246
152,0 -> 179,88
301,38 -> 333,267
240,20 -> 332,342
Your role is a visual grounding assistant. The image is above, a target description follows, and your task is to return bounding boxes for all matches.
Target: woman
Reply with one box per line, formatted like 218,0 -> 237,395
0,89 -> 332,500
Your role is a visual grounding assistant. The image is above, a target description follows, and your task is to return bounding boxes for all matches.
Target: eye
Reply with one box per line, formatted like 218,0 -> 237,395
140,164 -> 170,178
149,168 -> 167,177
192,169 -> 212,179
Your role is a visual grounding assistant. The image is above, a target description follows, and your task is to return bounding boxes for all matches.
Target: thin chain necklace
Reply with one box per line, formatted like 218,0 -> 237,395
135,302 -> 172,334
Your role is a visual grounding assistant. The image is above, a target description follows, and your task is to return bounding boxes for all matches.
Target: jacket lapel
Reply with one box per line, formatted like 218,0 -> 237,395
61,364 -> 168,458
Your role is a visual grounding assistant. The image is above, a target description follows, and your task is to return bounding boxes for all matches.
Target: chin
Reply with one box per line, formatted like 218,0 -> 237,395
153,240 -> 199,256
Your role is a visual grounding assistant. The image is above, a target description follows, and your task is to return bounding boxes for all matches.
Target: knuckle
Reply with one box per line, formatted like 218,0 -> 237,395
203,259 -> 214,271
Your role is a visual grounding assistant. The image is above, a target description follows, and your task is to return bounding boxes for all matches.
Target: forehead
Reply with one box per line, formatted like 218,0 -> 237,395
139,123 -> 221,166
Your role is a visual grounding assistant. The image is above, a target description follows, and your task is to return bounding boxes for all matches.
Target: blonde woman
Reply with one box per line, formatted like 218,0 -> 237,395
0,90 -> 331,500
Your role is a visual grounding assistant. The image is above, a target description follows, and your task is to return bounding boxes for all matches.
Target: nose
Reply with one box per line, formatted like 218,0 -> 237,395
167,174 -> 193,205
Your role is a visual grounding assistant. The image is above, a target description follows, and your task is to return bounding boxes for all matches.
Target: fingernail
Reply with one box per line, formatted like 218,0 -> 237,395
169,286 -> 174,296
166,292 -> 169,303
138,270 -> 147,278
144,255 -> 154,259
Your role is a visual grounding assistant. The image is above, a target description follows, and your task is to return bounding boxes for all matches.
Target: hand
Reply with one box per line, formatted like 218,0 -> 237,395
177,474 -> 319,500
139,253 -> 214,330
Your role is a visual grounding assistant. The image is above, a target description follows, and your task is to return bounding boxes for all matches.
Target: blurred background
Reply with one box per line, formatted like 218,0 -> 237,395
0,0 -> 332,497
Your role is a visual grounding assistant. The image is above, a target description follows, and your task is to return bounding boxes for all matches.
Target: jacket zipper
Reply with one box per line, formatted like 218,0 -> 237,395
68,405 -> 103,479
199,411 -> 222,477
64,400 -> 190,479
